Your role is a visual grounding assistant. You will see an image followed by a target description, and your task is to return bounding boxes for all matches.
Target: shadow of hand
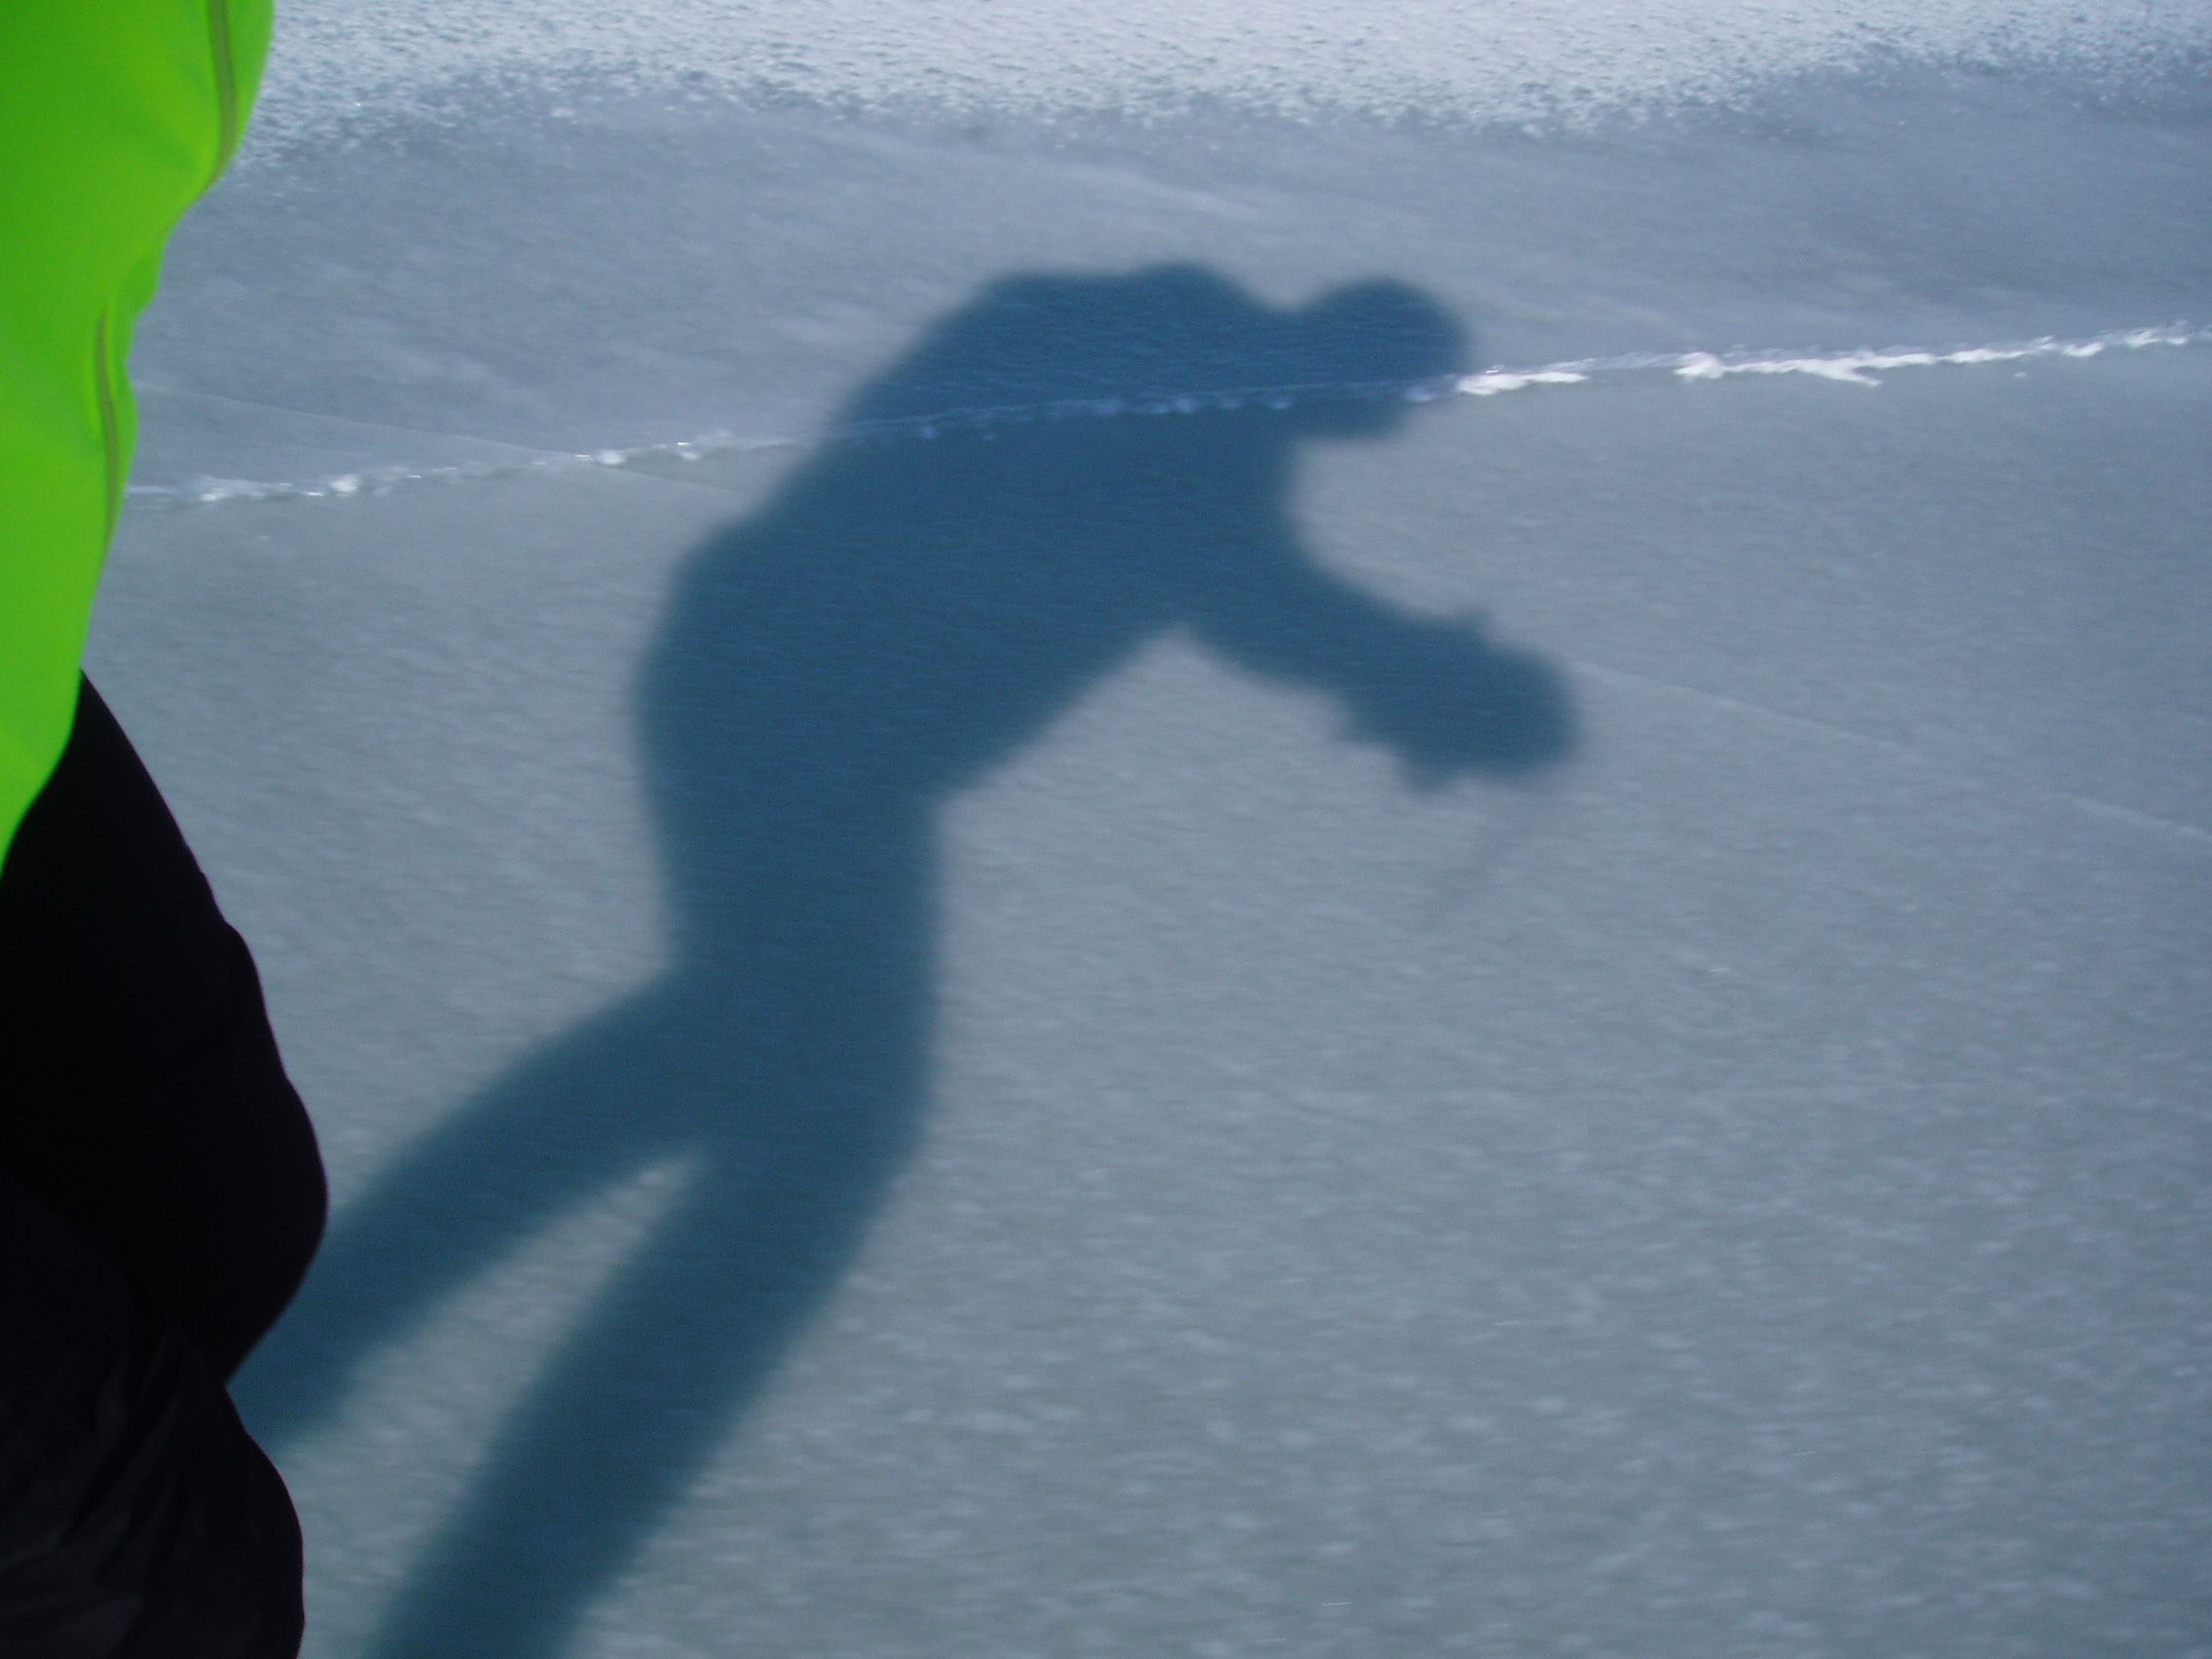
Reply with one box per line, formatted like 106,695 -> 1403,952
1344,613 -> 1576,785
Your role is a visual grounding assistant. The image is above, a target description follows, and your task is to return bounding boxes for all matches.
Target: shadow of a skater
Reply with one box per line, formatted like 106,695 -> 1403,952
237,264 -> 1576,1656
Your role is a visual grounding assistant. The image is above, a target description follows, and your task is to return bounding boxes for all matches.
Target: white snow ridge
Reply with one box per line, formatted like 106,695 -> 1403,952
1462,325 -> 2212,394
128,326 -> 2209,510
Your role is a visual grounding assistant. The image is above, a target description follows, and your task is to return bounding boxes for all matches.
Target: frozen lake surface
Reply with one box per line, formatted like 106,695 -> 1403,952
89,7 -> 2212,1655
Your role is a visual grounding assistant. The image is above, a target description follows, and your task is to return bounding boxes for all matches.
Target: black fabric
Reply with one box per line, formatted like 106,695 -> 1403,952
1,679 -> 322,1656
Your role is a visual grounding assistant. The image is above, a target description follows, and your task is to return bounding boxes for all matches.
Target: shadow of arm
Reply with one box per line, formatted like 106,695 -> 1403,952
1183,542 -> 1576,782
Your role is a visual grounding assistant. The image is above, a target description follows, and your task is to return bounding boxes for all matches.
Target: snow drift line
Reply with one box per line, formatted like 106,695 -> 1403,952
129,324 -> 2207,510
1453,325 -> 2209,395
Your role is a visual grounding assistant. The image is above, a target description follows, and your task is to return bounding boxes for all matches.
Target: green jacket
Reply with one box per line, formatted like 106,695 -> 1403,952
0,0 -> 273,871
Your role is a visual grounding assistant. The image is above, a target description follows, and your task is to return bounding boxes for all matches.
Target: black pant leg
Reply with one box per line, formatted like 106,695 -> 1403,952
0,677 -> 322,1656
0,1164 -> 306,1659
0,677 -> 326,1381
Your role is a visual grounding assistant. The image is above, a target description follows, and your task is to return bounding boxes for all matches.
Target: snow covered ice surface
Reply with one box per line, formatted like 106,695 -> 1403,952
86,2 -> 2212,1655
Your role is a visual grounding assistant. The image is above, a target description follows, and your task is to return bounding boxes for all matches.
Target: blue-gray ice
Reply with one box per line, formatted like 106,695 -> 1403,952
91,4 -> 2212,1655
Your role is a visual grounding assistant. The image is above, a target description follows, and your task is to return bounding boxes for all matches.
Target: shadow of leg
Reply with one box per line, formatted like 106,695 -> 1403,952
362,1104 -> 917,1659
235,993 -> 684,1451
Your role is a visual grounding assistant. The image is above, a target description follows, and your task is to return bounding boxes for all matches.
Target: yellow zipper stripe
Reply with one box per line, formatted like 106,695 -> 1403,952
208,0 -> 240,175
93,309 -> 123,540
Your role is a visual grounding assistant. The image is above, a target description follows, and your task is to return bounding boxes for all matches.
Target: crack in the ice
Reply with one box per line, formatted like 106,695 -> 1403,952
140,384 -> 559,455
1569,658 -> 2212,851
125,323 -> 2208,510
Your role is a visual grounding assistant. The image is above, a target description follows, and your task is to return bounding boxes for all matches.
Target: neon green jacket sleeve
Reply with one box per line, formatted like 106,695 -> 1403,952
0,0 -> 273,872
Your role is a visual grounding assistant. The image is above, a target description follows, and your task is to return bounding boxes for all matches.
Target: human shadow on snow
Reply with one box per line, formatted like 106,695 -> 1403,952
236,264 -> 1577,1657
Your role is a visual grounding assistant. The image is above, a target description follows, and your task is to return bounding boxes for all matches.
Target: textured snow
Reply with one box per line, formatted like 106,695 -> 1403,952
257,0 -> 2212,140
